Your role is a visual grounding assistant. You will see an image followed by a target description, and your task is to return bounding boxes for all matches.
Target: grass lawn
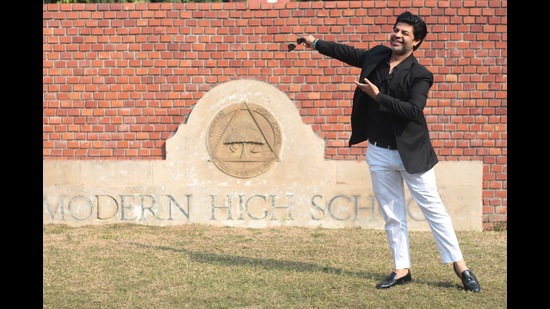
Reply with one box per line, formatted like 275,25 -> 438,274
43,224 -> 507,308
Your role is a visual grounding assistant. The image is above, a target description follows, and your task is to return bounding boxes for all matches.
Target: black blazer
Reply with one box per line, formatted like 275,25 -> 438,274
316,40 -> 438,174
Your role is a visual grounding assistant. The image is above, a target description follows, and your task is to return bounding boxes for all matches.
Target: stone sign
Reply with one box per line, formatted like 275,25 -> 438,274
207,101 -> 282,179
43,79 -> 483,231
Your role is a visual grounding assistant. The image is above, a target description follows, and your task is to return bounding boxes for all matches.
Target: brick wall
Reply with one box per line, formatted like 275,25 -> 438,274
42,1 -> 507,230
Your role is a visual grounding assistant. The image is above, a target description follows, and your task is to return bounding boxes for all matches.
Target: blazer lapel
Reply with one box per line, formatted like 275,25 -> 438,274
362,49 -> 391,79
389,55 -> 416,93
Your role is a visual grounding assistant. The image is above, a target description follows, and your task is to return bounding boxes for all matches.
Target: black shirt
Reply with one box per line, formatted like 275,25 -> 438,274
365,58 -> 397,147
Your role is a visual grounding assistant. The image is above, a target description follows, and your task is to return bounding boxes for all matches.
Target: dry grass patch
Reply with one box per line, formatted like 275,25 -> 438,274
43,224 -> 506,309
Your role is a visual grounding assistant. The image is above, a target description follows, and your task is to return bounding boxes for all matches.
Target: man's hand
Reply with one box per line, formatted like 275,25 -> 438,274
299,35 -> 316,49
354,78 -> 379,99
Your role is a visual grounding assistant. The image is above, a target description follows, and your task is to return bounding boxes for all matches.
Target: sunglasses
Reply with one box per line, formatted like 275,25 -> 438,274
288,37 -> 306,52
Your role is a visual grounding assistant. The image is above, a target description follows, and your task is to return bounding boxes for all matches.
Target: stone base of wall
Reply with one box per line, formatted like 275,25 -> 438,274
43,80 -> 483,231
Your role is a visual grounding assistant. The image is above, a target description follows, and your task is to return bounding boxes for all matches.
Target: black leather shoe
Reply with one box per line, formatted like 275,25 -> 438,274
454,264 -> 480,292
375,270 -> 412,289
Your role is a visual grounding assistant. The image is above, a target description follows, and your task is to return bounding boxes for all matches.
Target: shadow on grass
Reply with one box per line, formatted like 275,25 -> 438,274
126,241 -> 462,290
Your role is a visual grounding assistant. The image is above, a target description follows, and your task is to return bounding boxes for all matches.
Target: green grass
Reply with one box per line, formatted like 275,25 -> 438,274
43,224 -> 506,308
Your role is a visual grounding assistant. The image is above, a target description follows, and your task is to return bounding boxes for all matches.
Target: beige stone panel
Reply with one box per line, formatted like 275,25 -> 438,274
43,160 -> 481,230
331,160 -> 483,231
164,79 -> 334,186
43,161 -> 154,187
43,161 -> 82,186
334,160 -> 372,185
430,161 -> 484,231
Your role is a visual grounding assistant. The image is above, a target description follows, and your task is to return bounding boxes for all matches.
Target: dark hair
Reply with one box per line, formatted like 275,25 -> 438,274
394,11 -> 428,51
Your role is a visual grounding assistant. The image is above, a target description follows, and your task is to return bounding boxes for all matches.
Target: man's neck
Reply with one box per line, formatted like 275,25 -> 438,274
390,51 -> 413,63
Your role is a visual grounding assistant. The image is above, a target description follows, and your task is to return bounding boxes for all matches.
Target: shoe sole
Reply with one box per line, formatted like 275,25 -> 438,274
376,279 -> 412,289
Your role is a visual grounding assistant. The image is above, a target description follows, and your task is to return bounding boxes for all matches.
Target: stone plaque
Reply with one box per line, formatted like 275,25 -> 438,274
207,101 -> 282,179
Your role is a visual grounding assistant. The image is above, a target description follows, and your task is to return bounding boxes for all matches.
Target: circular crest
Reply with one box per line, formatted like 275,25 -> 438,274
207,102 -> 282,178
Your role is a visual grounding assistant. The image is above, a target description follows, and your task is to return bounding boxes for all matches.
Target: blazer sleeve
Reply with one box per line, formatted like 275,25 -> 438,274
314,39 -> 369,68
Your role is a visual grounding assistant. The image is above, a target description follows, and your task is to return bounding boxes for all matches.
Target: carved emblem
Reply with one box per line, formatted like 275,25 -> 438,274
207,101 -> 282,178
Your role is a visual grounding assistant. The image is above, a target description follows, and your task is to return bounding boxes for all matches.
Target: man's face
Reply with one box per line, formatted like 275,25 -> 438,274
390,22 -> 419,56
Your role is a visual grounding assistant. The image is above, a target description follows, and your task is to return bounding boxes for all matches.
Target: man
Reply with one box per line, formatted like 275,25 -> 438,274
298,11 -> 480,292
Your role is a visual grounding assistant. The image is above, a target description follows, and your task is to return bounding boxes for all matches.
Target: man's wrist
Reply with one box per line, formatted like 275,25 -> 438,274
312,39 -> 319,50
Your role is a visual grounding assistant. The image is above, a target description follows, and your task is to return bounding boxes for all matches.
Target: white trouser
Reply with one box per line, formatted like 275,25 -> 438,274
366,144 -> 464,269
